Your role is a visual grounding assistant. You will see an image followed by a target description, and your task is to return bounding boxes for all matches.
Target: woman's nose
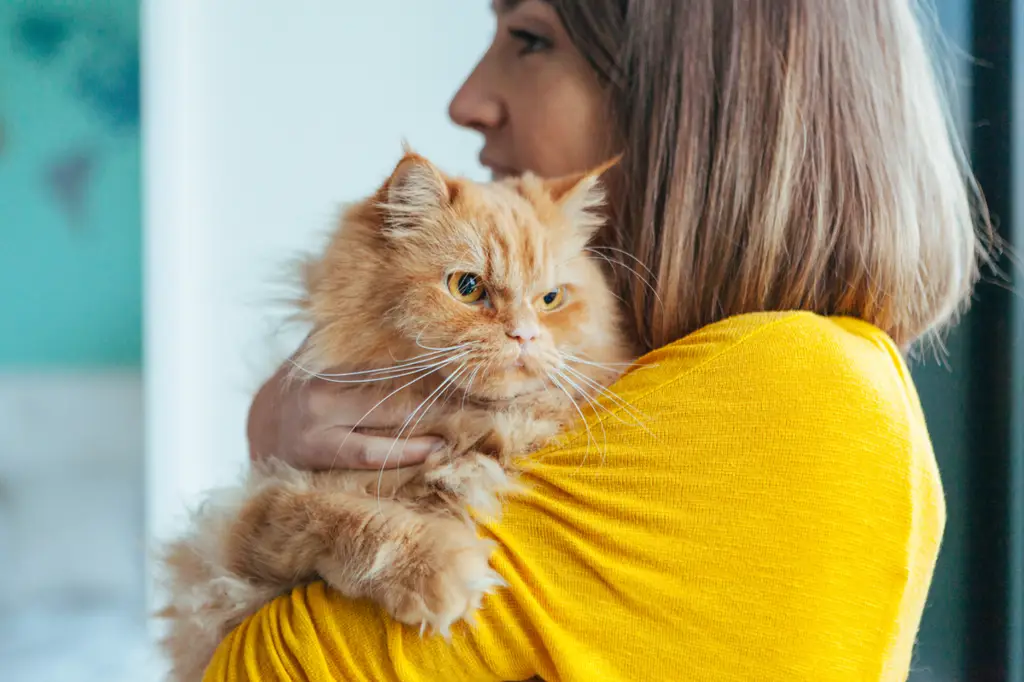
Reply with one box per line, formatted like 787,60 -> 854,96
448,60 -> 504,133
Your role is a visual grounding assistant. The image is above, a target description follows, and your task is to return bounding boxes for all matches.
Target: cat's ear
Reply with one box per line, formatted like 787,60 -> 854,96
378,149 -> 453,236
545,155 -> 621,238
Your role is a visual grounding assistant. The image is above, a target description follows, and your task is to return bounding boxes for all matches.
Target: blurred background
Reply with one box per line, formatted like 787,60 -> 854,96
0,1 -> 1020,681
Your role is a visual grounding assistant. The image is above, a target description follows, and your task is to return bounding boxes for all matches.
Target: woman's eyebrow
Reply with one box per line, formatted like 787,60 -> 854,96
493,0 -> 526,14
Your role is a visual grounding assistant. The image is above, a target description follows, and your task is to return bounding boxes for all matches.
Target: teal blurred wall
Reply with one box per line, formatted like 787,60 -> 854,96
0,0 -> 141,368
909,3 -> 973,680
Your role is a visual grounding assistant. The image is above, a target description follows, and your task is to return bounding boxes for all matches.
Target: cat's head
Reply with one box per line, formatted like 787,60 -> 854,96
304,150 -> 627,401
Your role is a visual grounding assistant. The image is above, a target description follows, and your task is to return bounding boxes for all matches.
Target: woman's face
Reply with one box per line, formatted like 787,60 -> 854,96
449,0 -> 613,180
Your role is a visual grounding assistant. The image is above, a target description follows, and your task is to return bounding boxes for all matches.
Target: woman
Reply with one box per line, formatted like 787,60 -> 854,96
213,0 -> 990,680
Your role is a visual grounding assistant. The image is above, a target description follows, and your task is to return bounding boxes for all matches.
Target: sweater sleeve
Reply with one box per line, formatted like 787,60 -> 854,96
203,312 -> 944,682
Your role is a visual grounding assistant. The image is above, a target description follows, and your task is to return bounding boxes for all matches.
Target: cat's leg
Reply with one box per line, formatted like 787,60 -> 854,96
420,450 -> 520,519
159,537 -> 280,682
321,500 -> 506,636
220,459 -> 416,585
158,479 -> 288,682
226,474 -> 504,636
418,414 -> 560,518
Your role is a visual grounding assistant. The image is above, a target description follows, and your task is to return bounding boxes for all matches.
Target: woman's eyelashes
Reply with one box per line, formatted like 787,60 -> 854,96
508,28 -> 552,55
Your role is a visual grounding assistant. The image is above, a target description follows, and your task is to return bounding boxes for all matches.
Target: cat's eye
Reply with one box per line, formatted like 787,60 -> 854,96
539,287 -> 566,311
447,271 -> 486,304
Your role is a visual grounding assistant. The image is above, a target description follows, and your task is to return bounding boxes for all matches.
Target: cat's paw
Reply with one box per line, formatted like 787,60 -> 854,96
379,526 -> 505,638
424,453 -> 515,516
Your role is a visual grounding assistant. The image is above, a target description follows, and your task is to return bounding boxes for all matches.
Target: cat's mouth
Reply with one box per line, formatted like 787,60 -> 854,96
500,353 -> 557,378
430,341 -> 560,402
444,357 -> 554,403
462,381 -> 550,405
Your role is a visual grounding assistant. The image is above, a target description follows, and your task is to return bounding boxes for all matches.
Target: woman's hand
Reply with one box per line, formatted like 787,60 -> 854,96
247,363 -> 443,470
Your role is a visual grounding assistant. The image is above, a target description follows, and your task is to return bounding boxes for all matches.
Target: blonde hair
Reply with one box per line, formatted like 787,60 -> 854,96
550,0 -> 992,351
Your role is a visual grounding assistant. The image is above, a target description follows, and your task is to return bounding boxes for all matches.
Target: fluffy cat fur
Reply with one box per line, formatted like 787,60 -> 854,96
157,150 -> 634,681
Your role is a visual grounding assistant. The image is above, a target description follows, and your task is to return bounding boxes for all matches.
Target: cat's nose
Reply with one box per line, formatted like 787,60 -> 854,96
507,324 -> 539,344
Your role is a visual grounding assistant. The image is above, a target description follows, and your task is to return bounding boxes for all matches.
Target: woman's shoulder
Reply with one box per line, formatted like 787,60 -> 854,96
522,311 -> 944,679
600,311 -> 938,500
642,310 -> 909,383
627,311 -> 922,431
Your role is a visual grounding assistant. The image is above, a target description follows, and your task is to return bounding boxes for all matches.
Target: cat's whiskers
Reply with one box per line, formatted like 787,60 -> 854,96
552,368 -> 609,468
414,331 -> 475,353
388,362 -> 470,496
375,362 -> 471,504
555,366 -> 629,427
584,248 -> 664,310
459,363 -> 484,412
432,362 -> 474,429
560,351 -> 648,372
330,353 -> 468,470
300,351 -> 472,385
586,245 -> 660,282
561,363 -> 653,434
545,371 -> 597,471
561,362 -> 642,417
538,364 -> 556,401
307,346 -> 467,378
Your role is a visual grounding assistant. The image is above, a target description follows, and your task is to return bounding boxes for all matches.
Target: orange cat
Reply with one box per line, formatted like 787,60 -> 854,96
157,150 -> 634,681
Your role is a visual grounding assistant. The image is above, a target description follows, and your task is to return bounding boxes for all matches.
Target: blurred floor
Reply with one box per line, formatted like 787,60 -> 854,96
0,372 -> 163,681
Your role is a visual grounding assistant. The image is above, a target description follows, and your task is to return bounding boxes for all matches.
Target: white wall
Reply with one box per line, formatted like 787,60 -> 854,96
0,372 -> 143,606
142,0 -> 492,566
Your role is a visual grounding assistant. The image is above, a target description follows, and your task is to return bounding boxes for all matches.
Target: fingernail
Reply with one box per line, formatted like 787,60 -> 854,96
409,438 -> 445,457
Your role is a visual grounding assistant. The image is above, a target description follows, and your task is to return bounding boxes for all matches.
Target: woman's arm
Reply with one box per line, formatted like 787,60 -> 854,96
207,312 -> 944,682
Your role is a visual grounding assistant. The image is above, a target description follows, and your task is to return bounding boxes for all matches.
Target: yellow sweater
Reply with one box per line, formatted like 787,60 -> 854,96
204,312 -> 944,681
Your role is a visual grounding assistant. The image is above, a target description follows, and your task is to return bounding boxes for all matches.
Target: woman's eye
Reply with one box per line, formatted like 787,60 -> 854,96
509,28 -> 551,56
447,271 -> 487,304
539,286 -> 566,311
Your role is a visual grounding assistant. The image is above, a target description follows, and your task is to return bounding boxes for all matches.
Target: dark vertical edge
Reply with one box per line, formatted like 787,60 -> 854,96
1009,0 -> 1024,678
967,0 -> 1016,680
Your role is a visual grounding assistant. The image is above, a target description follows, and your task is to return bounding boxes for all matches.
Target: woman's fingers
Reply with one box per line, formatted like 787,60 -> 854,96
298,427 -> 443,471
306,380 -> 411,428
247,361 -> 444,471
300,378 -> 444,469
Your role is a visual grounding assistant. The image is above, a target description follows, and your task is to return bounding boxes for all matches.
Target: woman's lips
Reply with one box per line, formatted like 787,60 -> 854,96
480,155 -> 519,179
